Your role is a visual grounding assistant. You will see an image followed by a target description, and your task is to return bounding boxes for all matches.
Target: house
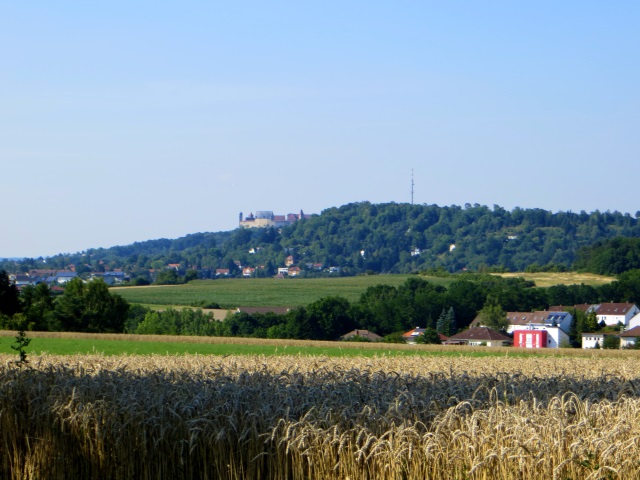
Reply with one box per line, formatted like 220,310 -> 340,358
444,327 -> 512,347
629,312 -> 640,329
581,332 -> 618,349
288,266 -> 301,277
595,303 -> 639,327
552,303 -> 640,327
215,269 -> 230,276
242,267 -> 256,277
11,275 -> 39,287
471,311 -> 573,334
513,326 -> 569,349
277,267 -> 289,275
285,256 -> 295,267
51,271 -> 78,284
402,327 -> 448,344
89,271 -> 129,286
619,326 -> 640,348
340,329 -> 383,342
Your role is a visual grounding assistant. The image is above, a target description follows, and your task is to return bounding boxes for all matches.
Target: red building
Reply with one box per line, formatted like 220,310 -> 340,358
513,330 -> 548,348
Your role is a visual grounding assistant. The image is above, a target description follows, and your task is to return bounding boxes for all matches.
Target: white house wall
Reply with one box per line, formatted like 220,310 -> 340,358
582,334 -> 604,349
628,313 -> 640,329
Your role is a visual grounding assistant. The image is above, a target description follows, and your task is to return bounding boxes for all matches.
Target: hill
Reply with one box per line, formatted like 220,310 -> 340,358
4,202 -> 640,278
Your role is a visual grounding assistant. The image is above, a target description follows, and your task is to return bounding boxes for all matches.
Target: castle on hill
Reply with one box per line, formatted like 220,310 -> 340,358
239,210 -> 312,228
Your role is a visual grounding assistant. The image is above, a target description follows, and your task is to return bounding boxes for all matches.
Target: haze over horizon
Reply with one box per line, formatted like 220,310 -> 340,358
3,2 -> 639,258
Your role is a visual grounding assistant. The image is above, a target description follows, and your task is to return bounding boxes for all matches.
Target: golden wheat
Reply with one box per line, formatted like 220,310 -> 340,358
1,354 -> 640,479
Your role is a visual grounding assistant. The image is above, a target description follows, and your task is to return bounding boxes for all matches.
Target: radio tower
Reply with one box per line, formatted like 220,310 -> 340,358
411,169 -> 414,205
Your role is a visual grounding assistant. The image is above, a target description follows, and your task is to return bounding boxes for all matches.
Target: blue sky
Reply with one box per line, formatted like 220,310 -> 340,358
2,2 -> 639,258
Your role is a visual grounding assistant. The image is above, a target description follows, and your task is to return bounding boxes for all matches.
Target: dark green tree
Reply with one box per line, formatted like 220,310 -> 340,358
0,270 -> 20,317
568,314 -> 580,348
54,278 -> 129,333
602,335 -> 620,349
476,295 -> 508,331
414,327 -> 442,344
154,269 -> 180,285
20,282 -> 55,331
584,310 -> 599,332
305,296 -> 354,340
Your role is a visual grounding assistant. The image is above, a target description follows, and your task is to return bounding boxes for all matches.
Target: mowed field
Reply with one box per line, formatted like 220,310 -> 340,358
3,352 -> 640,479
493,271 -> 614,287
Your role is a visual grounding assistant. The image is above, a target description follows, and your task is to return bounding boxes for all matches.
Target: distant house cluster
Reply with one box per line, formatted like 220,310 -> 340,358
239,210 -> 312,229
9,269 -> 130,289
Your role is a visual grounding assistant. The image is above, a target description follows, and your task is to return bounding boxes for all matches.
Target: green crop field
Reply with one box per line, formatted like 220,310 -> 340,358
111,272 -> 615,310
0,331 -> 618,358
0,330 -> 474,357
111,275 -> 452,308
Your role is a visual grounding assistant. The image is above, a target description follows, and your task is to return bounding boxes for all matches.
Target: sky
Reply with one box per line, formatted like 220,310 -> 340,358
2,2 -> 639,258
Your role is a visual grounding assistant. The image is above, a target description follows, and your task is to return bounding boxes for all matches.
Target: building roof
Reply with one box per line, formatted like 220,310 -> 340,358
472,311 -> 571,328
549,303 -> 599,313
620,326 -> 640,338
504,312 -> 548,326
56,271 -> 77,278
340,329 -> 383,341
596,303 -> 637,316
402,327 -> 426,337
447,326 -> 511,342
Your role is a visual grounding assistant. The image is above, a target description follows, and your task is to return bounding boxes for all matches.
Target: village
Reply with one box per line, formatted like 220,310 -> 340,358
340,302 -> 640,350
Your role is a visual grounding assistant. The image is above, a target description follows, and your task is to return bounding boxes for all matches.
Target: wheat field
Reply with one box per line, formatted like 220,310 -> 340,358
1,353 -> 640,479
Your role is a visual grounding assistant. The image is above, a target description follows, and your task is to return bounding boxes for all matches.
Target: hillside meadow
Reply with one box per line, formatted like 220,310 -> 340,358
2,351 -> 640,479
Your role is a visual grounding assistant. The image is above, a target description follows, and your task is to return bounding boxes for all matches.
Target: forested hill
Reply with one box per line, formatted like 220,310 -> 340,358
7,202 -> 640,277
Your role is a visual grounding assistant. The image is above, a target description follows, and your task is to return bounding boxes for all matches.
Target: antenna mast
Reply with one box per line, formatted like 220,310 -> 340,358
411,169 -> 414,205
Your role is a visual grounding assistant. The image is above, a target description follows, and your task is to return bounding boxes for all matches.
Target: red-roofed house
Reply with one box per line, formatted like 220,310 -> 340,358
402,327 -> 448,344
619,326 -> 640,349
595,303 -> 639,327
242,267 -> 256,277
444,327 -> 512,347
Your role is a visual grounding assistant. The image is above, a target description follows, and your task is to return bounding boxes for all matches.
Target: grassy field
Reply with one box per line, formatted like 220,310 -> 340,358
0,330 -> 633,359
111,275 -> 450,308
0,330 -> 517,357
3,353 -> 640,479
112,273 -> 615,309
493,271 -> 614,287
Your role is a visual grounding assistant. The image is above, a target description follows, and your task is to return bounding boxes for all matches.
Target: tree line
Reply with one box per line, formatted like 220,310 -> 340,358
3,203 -> 640,279
3,270 -> 640,346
